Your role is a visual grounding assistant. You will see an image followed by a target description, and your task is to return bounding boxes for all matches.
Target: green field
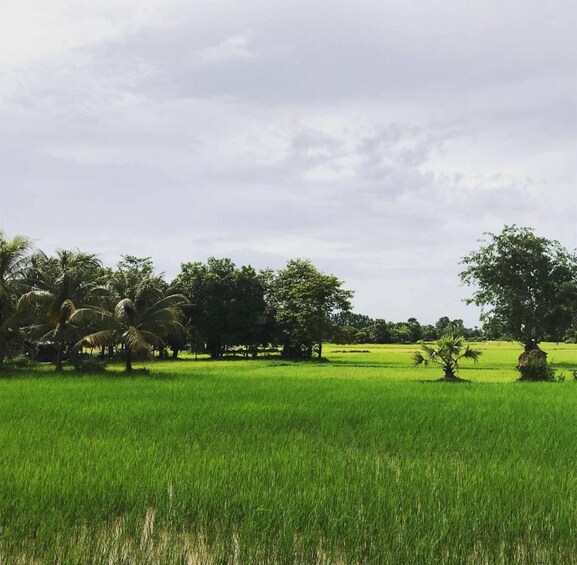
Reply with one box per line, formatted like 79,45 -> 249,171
1,342 -> 577,563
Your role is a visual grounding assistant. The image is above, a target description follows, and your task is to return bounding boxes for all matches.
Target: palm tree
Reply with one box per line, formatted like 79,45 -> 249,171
71,294 -> 188,371
412,334 -> 482,381
0,231 -> 32,363
8,250 -> 104,371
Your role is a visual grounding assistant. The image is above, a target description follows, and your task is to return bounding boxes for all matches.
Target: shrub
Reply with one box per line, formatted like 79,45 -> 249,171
517,350 -> 556,381
5,354 -> 36,368
78,358 -> 108,373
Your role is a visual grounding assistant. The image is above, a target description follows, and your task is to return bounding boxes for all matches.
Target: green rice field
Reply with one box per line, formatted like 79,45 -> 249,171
1,342 -> 577,563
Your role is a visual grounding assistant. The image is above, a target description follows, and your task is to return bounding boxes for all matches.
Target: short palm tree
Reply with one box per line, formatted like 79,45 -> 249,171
412,334 -> 482,381
71,294 -> 188,371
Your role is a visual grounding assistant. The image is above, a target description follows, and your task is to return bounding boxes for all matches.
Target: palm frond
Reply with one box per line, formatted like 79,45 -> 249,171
70,307 -> 119,330
16,290 -> 54,311
140,307 -> 180,329
58,299 -> 76,326
412,351 -> 429,366
115,299 -> 138,325
138,330 -> 165,349
461,346 -> 482,363
123,325 -> 150,352
144,294 -> 189,317
76,330 -> 116,350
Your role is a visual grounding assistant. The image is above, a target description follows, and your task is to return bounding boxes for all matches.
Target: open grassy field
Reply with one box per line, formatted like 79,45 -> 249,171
1,342 -> 577,563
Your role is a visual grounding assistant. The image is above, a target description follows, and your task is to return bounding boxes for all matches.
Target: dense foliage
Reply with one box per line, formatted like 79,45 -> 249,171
0,231 -> 356,367
460,225 -> 577,351
1,224 -> 576,371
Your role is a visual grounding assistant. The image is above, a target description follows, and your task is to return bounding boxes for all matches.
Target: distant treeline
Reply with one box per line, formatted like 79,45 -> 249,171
329,313 -> 483,344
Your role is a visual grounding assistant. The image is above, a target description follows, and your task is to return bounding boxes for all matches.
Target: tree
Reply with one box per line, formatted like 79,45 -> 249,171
272,259 -> 353,359
370,319 -> 391,343
0,231 -> 32,364
107,256 -> 167,309
460,226 -> 577,353
407,317 -> 423,342
104,256 -> 171,357
434,316 -> 451,337
9,250 -> 104,370
412,334 -> 481,381
71,294 -> 188,371
171,258 -> 270,359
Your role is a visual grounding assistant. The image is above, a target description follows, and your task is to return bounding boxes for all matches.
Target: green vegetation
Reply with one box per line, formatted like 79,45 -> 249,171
1,342 -> 577,563
2,225 -> 577,372
460,225 -> 577,351
1,225 -> 577,561
412,334 -> 482,381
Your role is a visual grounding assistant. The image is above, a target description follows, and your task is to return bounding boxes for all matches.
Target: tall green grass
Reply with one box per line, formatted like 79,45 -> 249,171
1,342 -> 576,563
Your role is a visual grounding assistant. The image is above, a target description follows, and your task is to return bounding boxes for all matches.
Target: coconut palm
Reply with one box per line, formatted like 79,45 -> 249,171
71,294 -> 188,371
0,231 -> 32,363
412,334 -> 482,381
8,250 -> 104,370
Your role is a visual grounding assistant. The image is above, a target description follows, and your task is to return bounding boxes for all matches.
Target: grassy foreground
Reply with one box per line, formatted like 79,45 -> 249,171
1,342 -> 577,563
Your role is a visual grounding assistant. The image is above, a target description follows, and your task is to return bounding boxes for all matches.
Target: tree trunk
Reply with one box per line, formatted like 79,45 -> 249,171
318,340 -> 323,360
72,348 -> 81,371
172,348 -> 179,360
55,343 -> 63,372
125,346 -> 133,372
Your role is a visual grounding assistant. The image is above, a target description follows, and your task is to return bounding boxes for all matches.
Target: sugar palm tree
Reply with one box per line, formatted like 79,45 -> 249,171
8,250 -> 104,371
0,231 -> 32,363
71,294 -> 188,371
412,334 -> 482,381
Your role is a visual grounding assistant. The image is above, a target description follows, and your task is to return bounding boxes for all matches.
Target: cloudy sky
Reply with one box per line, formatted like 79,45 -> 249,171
1,0 -> 575,325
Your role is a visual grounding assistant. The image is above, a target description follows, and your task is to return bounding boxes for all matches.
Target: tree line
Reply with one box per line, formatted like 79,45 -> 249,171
0,233 -> 353,370
1,225 -> 576,377
330,313 -> 483,344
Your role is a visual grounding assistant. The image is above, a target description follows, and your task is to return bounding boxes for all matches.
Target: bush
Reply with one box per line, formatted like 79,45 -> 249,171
5,354 -> 36,368
517,350 -> 556,381
78,358 -> 108,373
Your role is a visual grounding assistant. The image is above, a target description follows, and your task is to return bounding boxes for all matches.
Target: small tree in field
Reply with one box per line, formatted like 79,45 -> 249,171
412,334 -> 481,382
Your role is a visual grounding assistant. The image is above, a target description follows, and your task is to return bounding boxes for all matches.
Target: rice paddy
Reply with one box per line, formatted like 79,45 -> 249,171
1,341 -> 577,563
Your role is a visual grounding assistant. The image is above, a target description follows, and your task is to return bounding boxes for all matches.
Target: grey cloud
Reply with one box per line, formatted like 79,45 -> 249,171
1,0 -> 575,325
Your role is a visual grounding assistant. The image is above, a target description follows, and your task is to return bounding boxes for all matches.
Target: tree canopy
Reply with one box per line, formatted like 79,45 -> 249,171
460,225 -> 577,351
272,259 -> 353,358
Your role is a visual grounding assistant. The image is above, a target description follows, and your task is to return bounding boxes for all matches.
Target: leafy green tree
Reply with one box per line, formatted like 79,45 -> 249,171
407,317 -> 423,342
0,231 -> 32,364
272,259 -> 353,359
460,225 -> 577,352
102,256 -> 171,357
435,316 -> 451,336
421,324 -> 437,341
72,294 -> 188,371
171,258 -> 270,358
10,250 -> 104,370
413,334 -> 482,381
370,319 -> 391,343
108,256 -> 167,308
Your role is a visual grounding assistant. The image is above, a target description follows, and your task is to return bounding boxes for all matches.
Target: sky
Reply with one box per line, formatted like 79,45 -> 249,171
1,0 -> 576,326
